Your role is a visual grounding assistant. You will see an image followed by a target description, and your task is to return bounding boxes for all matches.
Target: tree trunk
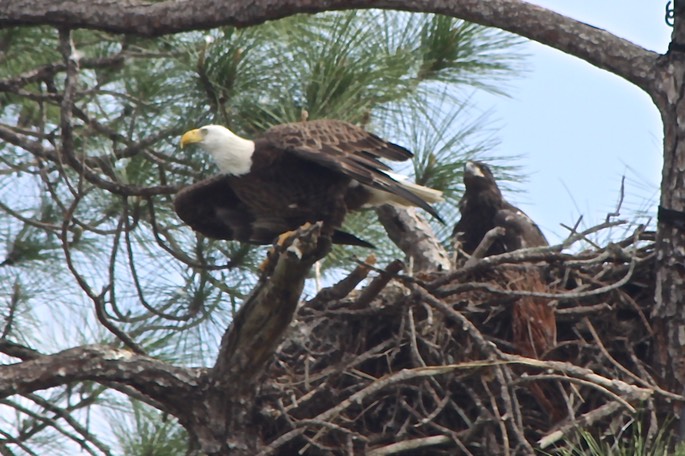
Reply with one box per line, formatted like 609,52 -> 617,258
652,6 -> 685,391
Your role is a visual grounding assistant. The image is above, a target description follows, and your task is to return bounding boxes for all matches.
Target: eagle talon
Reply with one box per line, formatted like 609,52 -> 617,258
276,230 -> 296,248
259,225 -> 312,273
275,222 -> 315,248
286,242 -> 303,260
257,223 -> 323,274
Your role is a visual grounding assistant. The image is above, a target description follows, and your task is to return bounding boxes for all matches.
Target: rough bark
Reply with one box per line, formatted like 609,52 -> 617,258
651,5 -> 685,391
212,222 -> 330,392
189,223 -> 330,455
0,345 -> 204,416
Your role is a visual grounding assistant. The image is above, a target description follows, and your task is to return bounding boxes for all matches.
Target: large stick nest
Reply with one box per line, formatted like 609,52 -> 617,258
251,225 -> 674,455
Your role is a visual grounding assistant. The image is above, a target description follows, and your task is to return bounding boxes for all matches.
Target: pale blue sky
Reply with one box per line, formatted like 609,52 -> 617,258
474,1 -> 670,243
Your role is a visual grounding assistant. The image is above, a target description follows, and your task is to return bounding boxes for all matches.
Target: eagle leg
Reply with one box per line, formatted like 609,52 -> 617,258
258,222 -> 316,273
276,222 -> 313,247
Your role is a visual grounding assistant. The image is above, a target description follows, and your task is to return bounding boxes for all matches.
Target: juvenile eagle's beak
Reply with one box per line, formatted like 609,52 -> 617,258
180,129 -> 203,148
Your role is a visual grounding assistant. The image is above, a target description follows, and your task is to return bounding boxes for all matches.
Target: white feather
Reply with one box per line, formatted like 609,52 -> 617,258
197,125 -> 255,176
360,171 -> 443,208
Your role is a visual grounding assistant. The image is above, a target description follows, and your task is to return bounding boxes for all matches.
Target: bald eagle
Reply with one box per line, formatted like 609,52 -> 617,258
453,161 -> 547,255
174,120 -> 443,247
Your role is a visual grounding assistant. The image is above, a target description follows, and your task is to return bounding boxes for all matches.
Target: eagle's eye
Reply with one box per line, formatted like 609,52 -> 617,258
199,127 -> 208,135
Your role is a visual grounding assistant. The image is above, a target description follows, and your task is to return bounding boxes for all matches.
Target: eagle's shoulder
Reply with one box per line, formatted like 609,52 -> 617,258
262,120 -> 413,162
494,208 -> 548,250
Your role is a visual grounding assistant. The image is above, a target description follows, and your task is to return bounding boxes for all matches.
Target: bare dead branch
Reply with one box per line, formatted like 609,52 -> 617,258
0,123 -> 177,197
307,254 -> 376,307
430,220 -> 630,288
259,363 -> 502,456
6,394 -> 113,456
436,257 -> 638,300
367,435 -> 452,455
0,53 -> 125,93
463,226 -> 506,268
355,259 -> 405,307
60,195 -> 144,353
0,340 -> 42,361
555,302 -> 612,317
606,175 -> 626,223
376,206 -> 450,273
538,401 -> 624,449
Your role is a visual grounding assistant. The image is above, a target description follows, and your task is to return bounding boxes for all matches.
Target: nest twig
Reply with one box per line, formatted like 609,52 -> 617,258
250,224 -> 679,455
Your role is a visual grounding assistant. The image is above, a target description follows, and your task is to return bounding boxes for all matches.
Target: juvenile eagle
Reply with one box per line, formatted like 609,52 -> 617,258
453,161 -> 557,417
174,120 -> 443,247
452,161 -> 547,255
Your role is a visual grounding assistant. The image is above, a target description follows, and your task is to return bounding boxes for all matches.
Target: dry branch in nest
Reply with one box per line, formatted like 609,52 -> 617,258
247,224 -> 679,455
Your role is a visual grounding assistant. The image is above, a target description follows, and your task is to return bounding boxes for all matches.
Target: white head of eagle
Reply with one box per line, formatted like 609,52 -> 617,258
180,125 -> 255,176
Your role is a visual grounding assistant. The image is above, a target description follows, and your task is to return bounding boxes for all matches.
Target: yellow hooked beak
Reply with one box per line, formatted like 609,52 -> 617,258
180,129 -> 204,148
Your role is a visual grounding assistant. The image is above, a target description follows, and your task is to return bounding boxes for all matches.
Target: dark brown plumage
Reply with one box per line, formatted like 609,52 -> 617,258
453,160 -> 559,419
175,120 -> 443,247
452,161 -> 547,255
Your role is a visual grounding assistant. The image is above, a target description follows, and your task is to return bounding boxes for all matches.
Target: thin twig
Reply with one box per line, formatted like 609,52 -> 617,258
355,259 -> 404,307
464,226 -> 505,267
366,435 -> 452,456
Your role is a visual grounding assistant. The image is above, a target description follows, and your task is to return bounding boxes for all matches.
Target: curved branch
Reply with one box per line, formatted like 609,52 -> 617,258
1,0 -> 659,92
0,345 -> 204,413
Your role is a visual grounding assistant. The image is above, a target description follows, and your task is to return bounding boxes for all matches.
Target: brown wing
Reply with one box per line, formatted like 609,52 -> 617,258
261,120 -> 441,221
174,175 -> 306,244
173,174 -> 375,247
264,119 -> 413,162
174,175 -> 257,242
494,208 -> 548,250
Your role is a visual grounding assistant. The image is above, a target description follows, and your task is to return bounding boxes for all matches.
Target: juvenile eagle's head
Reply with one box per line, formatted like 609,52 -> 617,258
463,161 -> 501,194
180,125 -> 255,176
457,160 -> 505,216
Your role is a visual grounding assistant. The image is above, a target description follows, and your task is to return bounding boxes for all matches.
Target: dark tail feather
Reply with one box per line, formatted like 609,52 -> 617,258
332,230 -> 375,248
